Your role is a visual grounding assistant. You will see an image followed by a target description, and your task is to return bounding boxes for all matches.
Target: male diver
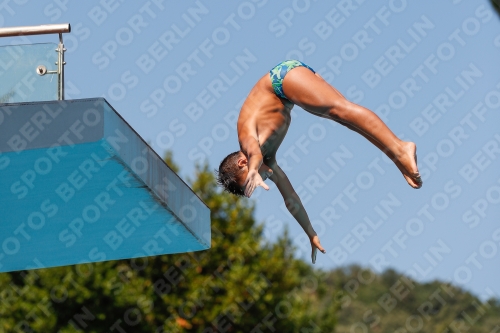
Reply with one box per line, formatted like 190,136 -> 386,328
217,60 -> 422,264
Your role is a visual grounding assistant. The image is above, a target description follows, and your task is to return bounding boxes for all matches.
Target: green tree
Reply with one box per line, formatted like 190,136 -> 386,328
492,0 -> 500,14
325,266 -> 500,333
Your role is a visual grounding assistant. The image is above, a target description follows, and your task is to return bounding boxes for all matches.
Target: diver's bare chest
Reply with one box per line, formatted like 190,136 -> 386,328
259,120 -> 290,158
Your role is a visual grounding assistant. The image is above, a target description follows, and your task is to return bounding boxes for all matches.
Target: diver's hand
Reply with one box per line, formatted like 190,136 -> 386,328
310,235 -> 326,264
243,169 -> 269,198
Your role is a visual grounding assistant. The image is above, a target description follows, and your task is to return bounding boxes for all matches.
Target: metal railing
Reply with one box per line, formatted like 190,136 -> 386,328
0,23 -> 71,100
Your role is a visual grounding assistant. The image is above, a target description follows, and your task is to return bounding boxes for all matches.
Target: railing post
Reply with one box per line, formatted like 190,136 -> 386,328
57,33 -> 66,100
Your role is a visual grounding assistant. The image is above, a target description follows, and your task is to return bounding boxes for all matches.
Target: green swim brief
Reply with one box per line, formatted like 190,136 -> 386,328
269,60 -> 315,100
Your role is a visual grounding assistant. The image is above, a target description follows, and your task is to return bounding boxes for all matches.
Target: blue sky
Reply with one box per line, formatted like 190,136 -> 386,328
1,0 -> 500,300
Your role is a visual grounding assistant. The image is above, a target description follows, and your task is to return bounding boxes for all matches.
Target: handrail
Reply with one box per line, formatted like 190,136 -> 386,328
0,23 -> 70,38
0,23 -> 71,100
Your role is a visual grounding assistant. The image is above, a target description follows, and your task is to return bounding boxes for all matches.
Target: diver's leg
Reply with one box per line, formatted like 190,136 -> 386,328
282,67 -> 422,188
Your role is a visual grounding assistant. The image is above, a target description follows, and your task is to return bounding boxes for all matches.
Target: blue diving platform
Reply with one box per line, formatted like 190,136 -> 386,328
0,98 -> 211,272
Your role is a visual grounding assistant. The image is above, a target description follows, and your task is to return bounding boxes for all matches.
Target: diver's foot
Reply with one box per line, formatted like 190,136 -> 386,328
395,142 -> 422,189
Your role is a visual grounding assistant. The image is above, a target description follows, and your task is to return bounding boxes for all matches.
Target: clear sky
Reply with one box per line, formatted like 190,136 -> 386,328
1,0 -> 500,300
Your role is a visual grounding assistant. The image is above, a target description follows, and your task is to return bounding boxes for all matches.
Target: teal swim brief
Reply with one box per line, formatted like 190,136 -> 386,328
269,60 -> 315,100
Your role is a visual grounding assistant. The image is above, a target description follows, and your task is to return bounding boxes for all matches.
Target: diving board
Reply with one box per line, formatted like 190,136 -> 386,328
0,98 -> 211,272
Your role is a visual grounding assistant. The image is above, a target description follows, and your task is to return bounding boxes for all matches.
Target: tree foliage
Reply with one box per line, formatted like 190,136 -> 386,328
492,0 -> 500,14
325,266 -> 500,333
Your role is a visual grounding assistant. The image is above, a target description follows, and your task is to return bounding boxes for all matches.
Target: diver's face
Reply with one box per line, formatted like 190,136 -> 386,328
236,153 -> 273,188
238,163 -> 273,183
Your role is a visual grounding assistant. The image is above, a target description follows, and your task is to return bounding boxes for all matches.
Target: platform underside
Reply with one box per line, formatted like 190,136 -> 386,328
0,98 -> 210,272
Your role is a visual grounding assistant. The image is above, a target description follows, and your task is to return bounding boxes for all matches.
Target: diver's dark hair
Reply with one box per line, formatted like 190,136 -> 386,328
216,151 -> 245,196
